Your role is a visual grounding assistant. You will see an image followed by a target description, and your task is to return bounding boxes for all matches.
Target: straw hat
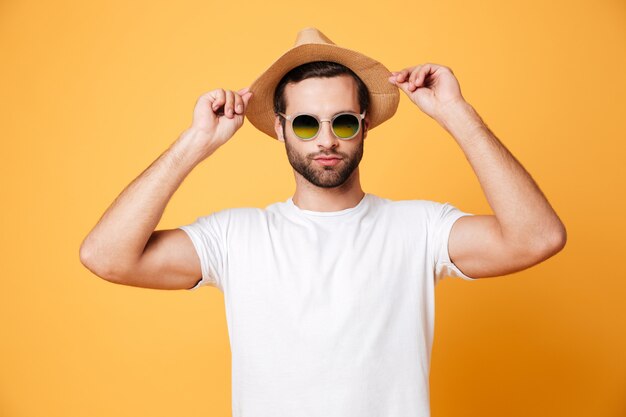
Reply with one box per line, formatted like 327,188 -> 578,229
245,27 -> 400,140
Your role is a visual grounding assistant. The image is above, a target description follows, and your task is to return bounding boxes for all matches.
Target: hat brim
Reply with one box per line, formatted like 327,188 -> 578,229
245,43 -> 400,140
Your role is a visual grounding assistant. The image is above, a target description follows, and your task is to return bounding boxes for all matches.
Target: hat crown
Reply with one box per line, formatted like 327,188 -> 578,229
246,27 -> 400,140
293,27 -> 336,47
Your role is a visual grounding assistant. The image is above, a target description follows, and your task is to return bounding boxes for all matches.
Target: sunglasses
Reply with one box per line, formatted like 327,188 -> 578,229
278,111 -> 366,141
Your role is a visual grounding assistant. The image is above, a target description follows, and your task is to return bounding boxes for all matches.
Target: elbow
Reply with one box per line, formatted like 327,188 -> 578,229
548,221 -> 567,253
79,240 -> 96,272
554,223 -> 567,252
531,222 -> 567,261
79,241 -> 123,283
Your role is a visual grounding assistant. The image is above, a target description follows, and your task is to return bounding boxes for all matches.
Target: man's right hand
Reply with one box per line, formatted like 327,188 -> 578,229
181,87 -> 254,159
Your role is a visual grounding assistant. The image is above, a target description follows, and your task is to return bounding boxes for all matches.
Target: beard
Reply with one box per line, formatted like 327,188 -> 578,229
284,134 -> 364,188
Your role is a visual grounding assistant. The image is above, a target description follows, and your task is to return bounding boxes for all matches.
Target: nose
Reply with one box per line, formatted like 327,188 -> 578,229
316,120 -> 338,149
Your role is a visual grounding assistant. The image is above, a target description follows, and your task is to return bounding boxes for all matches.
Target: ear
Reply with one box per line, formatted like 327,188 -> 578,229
274,115 -> 285,143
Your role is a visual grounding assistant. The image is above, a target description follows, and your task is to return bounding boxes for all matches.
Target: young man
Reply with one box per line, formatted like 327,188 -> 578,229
80,28 -> 566,417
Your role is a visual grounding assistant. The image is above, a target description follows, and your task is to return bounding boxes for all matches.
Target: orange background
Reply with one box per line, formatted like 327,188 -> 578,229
1,0 -> 624,416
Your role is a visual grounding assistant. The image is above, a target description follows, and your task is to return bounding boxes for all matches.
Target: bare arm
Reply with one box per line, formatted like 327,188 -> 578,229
389,64 -> 566,278
79,87 -> 253,289
440,101 -> 566,278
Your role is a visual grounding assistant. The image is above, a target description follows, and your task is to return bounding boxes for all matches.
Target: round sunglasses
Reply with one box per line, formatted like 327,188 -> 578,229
278,111 -> 366,141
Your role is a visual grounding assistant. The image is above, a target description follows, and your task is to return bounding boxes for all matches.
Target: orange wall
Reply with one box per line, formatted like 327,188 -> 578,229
1,1 -> 624,416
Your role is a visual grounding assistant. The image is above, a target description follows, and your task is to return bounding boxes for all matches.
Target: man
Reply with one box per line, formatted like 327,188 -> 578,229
80,28 -> 566,417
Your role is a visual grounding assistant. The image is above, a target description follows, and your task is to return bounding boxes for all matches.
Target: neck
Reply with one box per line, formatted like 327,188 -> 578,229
291,168 -> 365,212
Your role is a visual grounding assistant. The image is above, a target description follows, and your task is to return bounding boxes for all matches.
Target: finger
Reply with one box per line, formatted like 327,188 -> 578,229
416,63 -> 439,87
388,73 -> 412,96
389,68 -> 414,88
393,68 -> 409,83
211,89 -> 226,112
388,73 -> 403,87
224,89 -> 235,118
241,91 -> 253,109
388,71 -> 401,85
237,86 -> 251,95
197,89 -> 219,108
409,65 -> 424,87
419,64 -> 435,84
234,91 -> 244,114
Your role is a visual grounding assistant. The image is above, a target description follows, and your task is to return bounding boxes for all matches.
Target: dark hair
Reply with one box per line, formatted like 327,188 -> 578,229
273,61 -> 370,133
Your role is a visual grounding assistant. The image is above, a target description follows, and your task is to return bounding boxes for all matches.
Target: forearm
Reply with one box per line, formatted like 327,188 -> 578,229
79,128 -> 214,276
436,101 -> 566,250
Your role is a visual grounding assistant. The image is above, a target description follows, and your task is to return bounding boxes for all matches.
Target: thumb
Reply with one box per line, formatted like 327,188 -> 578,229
241,91 -> 253,108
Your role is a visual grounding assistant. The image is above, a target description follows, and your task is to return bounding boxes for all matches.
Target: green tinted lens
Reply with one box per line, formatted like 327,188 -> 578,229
292,114 -> 319,139
333,114 -> 360,138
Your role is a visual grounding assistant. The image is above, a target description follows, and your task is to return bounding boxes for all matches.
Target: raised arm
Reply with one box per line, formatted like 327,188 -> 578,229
79,87 -> 252,289
389,64 -> 566,279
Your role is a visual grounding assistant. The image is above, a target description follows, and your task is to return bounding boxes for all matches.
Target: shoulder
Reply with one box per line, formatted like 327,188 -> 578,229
370,194 -> 442,216
359,195 -> 450,233
187,206 -> 267,229
211,206 -> 267,223
369,196 -> 472,231
387,197 -> 461,214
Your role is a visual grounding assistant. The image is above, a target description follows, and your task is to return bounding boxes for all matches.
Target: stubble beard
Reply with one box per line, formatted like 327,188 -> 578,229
284,134 -> 364,189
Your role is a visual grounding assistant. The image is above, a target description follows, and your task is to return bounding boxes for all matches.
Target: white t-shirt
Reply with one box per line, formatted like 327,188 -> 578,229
178,193 -> 476,417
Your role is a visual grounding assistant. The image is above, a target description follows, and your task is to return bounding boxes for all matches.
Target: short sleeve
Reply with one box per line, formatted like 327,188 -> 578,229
177,210 -> 228,292
429,202 -> 477,284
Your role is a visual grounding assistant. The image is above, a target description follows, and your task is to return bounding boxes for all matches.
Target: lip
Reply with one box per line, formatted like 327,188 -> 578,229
314,157 -> 342,166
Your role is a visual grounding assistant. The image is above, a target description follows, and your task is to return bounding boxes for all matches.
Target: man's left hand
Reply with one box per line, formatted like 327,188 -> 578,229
388,63 -> 467,121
